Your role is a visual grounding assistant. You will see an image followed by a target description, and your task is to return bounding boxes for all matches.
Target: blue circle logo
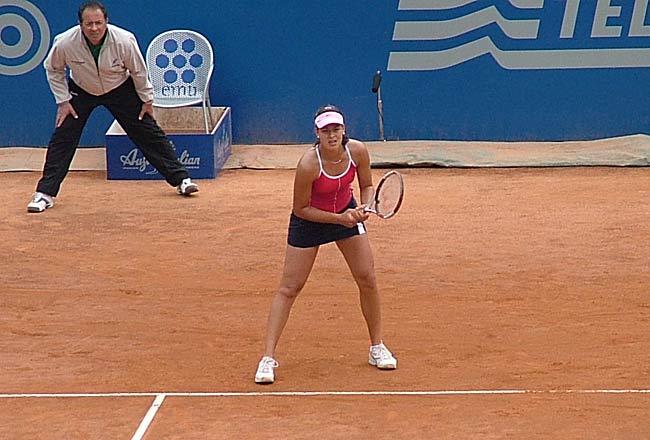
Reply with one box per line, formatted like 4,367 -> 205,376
156,37 -> 204,84
181,69 -> 195,83
0,1 -> 50,76
164,70 -> 177,83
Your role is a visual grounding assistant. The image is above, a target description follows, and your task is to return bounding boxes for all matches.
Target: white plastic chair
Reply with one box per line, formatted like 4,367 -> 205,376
146,30 -> 214,133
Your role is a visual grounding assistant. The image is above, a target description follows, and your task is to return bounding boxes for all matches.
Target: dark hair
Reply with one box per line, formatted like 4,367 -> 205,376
78,1 -> 107,23
314,104 -> 343,119
313,104 -> 349,146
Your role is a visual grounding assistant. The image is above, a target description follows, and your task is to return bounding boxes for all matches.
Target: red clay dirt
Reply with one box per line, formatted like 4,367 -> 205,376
1,167 -> 649,439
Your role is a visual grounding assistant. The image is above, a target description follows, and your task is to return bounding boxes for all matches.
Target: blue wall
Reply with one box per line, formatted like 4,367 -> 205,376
1,0 -> 650,146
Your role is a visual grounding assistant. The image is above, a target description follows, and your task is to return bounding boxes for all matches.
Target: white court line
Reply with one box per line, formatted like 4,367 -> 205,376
131,394 -> 165,440
4,389 -> 646,439
1,389 -> 650,398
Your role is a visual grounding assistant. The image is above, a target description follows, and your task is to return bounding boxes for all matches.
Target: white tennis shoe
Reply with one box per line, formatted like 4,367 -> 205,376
27,192 -> 54,213
177,178 -> 199,196
255,356 -> 278,384
368,342 -> 397,370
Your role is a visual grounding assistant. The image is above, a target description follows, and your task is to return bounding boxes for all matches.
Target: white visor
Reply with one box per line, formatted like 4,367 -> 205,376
314,111 -> 344,128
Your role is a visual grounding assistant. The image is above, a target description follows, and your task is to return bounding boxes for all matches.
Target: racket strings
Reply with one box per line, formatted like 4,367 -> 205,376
375,174 -> 403,217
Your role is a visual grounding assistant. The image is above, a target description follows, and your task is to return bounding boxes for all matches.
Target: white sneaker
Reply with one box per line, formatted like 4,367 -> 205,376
27,192 -> 54,213
177,178 -> 199,196
368,342 -> 397,370
255,356 -> 278,384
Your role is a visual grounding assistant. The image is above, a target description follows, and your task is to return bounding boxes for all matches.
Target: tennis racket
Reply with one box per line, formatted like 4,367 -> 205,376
364,170 -> 404,219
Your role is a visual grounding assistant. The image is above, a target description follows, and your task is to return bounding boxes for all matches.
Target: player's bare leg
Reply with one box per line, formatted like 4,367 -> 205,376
256,245 -> 319,383
338,234 -> 397,369
263,245 -> 319,357
336,235 -> 382,344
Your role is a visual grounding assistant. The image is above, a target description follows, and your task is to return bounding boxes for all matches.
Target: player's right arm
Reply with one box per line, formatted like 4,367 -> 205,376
55,101 -> 78,127
43,38 -> 78,127
291,151 -> 321,220
43,38 -> 72,104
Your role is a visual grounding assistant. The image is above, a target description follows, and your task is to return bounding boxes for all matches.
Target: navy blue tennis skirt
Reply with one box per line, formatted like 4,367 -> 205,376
287,198 -> 367,248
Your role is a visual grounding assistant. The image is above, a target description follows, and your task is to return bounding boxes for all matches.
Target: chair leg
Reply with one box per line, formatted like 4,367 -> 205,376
203,100 -> 214,133
203,107 -> 208,133
203,107 -> 209,133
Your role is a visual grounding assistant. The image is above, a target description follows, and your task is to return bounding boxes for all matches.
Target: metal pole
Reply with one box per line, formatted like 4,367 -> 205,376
377,86 -> 385,141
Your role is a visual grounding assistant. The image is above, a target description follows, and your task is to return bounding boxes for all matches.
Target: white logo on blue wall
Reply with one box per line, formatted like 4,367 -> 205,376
0,0 -> 49,76
389,0 -> 650,71
119,147 -> 201,174
120,148 -> 151,173
154,37 -> 203,97
215,124 -> 230,166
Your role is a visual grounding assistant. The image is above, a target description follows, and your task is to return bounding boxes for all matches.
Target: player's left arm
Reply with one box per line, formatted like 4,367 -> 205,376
122,32 -> 154,107
349,139 -> 374,207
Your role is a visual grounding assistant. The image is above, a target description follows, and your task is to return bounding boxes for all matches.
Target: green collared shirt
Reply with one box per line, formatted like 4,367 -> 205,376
85,34 -> 106,66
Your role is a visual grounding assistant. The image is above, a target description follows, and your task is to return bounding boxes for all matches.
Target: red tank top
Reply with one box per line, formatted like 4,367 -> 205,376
310,145 -> 357,213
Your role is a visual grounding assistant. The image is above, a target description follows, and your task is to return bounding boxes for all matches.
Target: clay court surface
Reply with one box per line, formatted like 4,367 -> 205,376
2,166 -> 650,439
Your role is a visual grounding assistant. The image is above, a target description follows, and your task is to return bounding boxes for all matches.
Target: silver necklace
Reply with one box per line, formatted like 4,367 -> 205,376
320,146 -> 344,164
325,157 -> 344,164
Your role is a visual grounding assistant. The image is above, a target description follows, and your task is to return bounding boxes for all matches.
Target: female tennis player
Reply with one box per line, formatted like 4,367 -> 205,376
255,105 -> 397,384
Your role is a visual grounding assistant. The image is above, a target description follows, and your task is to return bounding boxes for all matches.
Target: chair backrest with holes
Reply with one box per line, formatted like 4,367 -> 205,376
146,30 -> 213,109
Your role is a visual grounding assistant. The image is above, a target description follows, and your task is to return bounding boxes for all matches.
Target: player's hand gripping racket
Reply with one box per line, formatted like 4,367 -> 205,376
364,170 -> 404,219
